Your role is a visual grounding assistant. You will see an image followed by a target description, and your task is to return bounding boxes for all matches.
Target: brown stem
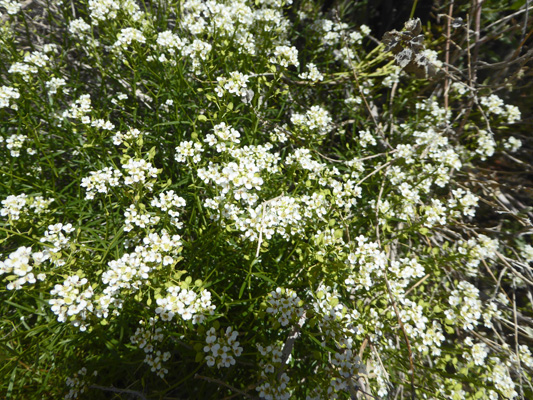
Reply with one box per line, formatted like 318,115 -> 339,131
472,0 -> 483,83
444,1 -> 454,110
90,385 -> 148,400
195,374 -> 259,400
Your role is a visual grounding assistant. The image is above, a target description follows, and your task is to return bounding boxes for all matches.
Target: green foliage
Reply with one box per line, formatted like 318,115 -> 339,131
0,0 -> 532,399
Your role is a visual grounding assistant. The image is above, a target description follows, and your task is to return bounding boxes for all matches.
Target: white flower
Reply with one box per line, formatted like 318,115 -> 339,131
69,18 -> 91,37
476,130 -> 496,160
175,141 -> 203,163
298,63 -> 323,83
113,27 -> 146,49
0,86 -> 20,109
0,0 -> 22,15
270,45 -> 299,68
503,136 -> 521,152
291,105 -> 332,135
505,105 -> 521,124
81,167 -> 121,199
216,71 -> 250,99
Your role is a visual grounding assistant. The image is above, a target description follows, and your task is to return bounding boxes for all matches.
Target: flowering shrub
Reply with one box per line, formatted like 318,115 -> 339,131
1,0 -> 532,399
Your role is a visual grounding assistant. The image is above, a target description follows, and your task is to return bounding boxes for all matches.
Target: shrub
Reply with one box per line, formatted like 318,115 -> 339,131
1,0 -> 532,399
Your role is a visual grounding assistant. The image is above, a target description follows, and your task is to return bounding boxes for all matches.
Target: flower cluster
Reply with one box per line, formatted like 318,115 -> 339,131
1,193 -> 53,222
446,281 -> 484,330
8,50 -> 50,79
204,122 -> 241,152
329,348 -> 363,389
46,77 -> 67,95
489,360 -> 518,399
266,287 -> 305,326
87,0 -> 142,23
0,85 -> 20,109
40,222 -> 75,255
122,158 -> 159,190
291,105 -> 332,136
311,19 -> 349,46
62,94 -> 92,122
101,230 -> 183,301
5,133 -> 26,157
182,39 -> 212,72
298,63 -> 323,83
476,129 -> 496,160
203,326 -> 243,368
68,18 -> 91,38
112,127 -> 144,146
81,167 -> 122,199
311,285 -> 359,342
49,275 -> 94,331
270,45 -> 299,68
504,136 -> 522,152
449,188 -> 479,218
0,0 -> 21,15
198,143 -> 279,211
480,94 -> 522,124
130,318 -> 171,378
65,367 -> 97,400
113,27 -> 146,50
150,190 -> 186,227
256,342 -> 291,400
0,246 -> 49,290
155,285 -> 215,324
344,235 -> 388,291
463,337 -> 489,366
215,71 -> 251,100
124,204 -> 160,232
457,234 -> 499,276
175,140 -> 204,163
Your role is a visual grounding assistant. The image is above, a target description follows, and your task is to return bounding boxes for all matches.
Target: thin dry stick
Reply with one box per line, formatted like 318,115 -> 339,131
472,0 -> 483,83
383,274 -> 416,400
513,292 -> 525,400
465,14 -> 473,86
404,274 -> 430,296
486,4 -> 533,29
351,68 -> 392,150
358,337 -> 369,359
351,379 -> 382,400
456,13 -> 475,138
389,80 -> 398,138
277,311 -> 306,380
195,374 -> 258,399
375,172 -> 388,243
374,184 -> 415,398
486,259 -> 507,299
255,194 -> 283,257
356,161 -> 392,187
370,342 -> 391,383
523,0 -> 530,42
89,385 -> 148,400
444,1 -> 454,110
496,252 -> 533,286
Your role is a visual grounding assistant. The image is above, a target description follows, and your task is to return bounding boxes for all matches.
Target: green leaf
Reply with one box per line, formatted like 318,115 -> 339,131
238,280 -> 247,299
251,272 -> 276,285
193,343 -> 203,352
148,146 -> 157,160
